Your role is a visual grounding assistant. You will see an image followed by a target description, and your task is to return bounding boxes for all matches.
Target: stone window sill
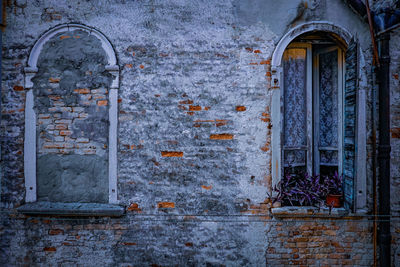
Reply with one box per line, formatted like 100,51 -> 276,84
17,202 -> 125,217
271,206 -> 350,218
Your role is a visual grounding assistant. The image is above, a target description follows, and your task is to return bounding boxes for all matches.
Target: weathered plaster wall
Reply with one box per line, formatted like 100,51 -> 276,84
0,0 -> 389,266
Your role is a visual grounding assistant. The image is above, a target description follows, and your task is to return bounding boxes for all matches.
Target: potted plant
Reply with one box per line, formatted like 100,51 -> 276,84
271,170 -> 327,208
324,171 -> 343,208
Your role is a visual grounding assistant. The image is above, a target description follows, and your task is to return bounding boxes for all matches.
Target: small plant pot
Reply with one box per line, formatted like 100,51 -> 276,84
326,194 -> 342,208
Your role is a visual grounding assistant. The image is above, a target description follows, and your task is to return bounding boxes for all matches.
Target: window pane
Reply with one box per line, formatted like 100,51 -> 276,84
320,150 -> 338,165
283,150 -> 306,166
319,50 -> 338,149
318,49 -> 339,176
283,48 -> 307,149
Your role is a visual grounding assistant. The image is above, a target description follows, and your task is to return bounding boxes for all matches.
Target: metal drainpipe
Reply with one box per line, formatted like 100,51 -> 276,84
377,32 -> 391,267
0,0 -> 3,201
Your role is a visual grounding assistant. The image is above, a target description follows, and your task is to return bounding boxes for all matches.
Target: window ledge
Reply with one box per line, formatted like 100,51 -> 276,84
271,206 -> 349,218
17,202 -> 125,217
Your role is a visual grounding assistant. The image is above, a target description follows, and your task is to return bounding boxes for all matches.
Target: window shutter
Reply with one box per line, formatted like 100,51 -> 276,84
343,38 -> 358,210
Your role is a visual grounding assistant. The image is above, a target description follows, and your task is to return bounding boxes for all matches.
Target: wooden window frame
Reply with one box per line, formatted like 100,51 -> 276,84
282,43 -> 344,176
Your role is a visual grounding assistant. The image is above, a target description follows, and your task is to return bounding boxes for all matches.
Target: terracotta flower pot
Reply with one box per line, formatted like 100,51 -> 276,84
326,194 -> 342,208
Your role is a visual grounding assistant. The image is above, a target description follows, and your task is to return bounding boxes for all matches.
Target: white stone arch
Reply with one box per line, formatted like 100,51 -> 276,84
24,23 -> 120,204
270,21 -> 367,211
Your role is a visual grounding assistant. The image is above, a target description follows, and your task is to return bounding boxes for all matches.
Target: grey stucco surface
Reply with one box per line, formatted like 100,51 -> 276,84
37,154 -> 108,203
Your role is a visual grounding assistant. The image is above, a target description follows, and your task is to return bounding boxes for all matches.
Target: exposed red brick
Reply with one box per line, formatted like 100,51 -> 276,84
157,202 -> 175,208
43,247 -> 56,252
215,119 -> 228,127
125,64 -> 133,68
97,100 -> 108,106
161,151 -> 183,157
391,128 -> 400,138
139,64 -> 144,69
185,242 -> 193,247
186,112 -> 194,116
265,71 -> 272,77
49,95 -> 62,100
127,203 -> 142,212
195,119 -> 214,122
215,53 -> 228,59
74,88 -> 90,94
55,124 -> 67,130
122,242 -> 137,246
49,229 -> 64,235
260,60 -> 271,65
249,62 -> 258,65
13,85 -> 24,91
236,106 -> 246,112
179,100 -> 193,105
59,130 -> 72,136
189,105 -> 201,111
49,77 -> 60,83
393,73 -> 399,79
59,35 -> 71,40
204,106 -> 211,111
210,134 -> 234,140
201,185 -> 212,190
254,49 -> 261,53
43,143 -> 63,149
261,112 -> 270,122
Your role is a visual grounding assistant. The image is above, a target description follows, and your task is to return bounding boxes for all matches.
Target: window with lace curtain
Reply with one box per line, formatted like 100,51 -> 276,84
282,40 -> 344,178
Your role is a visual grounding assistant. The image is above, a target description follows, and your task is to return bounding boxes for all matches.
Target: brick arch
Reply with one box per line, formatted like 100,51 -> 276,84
24,23 -> 119,204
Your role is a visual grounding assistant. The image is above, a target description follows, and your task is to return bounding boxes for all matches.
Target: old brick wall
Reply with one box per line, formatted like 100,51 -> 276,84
0,0 -> 394,266
265,219 -> 372,266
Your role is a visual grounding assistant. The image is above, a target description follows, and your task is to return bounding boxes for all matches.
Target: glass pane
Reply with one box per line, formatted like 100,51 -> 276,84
284,150 -> 306,167
320,150 -> 338,165
283,48 -> 307,148
319,50 -> 338,148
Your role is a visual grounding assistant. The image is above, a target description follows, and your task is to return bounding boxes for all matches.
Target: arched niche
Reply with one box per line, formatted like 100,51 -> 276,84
24,24 -> 119,204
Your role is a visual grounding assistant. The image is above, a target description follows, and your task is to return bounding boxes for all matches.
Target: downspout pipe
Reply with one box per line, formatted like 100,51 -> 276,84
377,31 -> 391,267
0,0 -> 3,201
365,2 -> 379,266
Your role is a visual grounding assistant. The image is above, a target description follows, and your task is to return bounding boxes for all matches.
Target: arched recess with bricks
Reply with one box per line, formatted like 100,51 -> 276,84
270,21 -> 367,212
24,23 -> 119,204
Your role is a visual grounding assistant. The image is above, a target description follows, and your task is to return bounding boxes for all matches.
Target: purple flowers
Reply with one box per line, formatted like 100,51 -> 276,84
272,169 -> 343,207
